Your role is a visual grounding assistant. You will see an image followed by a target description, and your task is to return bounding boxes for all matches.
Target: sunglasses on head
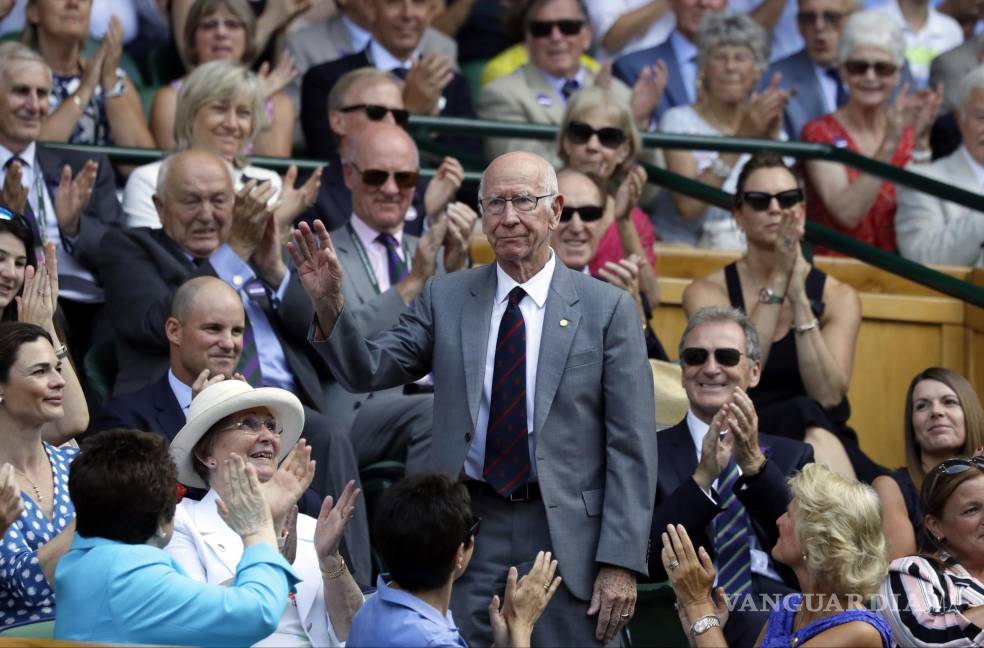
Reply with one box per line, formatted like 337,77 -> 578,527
348,161 -> 419,189
795,10 -> 846,26
843,60 -> 898,77
560,205 -> 604,222
338,103 -> 410,126
680,347 -> 743,367
740,189 -> 804,211
924,456 -> 984,502
565,121 -> 627,149
528,19 -> 584,38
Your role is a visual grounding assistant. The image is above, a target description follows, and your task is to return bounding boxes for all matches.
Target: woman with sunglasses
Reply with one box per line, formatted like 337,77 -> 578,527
124,60 -> 319,230
151,0 -> 296,157
879,455 -> 984,647
165,379 -> 364,646
348,473 -> 561,648
557,85 -> 660,311
801,10 -> 942,254
654,13 -> 787,250
683,152 -> 882,482
873,368 -> 984,560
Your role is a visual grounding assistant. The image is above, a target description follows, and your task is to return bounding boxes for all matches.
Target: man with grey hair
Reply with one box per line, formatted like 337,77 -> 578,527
651,305 -> 812,645
0,41 -> 123,361
291,149 -> 657,646
896,65 -> 984,267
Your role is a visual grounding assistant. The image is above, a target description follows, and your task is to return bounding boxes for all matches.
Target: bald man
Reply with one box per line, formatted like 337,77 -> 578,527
292,150 -> 657,647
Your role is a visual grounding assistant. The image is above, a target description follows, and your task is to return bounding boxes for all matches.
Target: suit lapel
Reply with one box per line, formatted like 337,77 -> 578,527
191,491 -> 242,576
462,265 -> 496,430
663,46 -> 689,109
522,64 -> 566,125
332,225 -> 380,300
151,375 -> 186,442
660,420 -> 698,490
533,263 -> 580,435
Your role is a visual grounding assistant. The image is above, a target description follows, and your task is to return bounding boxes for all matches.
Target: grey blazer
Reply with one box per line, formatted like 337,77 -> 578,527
314,261 -> 658,600
896,149 -> 984,266
930,34 -> 984,112
477,63 -> 632,166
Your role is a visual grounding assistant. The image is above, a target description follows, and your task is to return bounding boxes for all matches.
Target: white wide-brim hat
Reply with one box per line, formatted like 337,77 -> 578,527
170,380 -> 305,489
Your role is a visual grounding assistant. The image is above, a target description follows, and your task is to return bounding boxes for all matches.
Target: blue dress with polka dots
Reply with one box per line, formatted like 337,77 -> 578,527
0,443 -> 78,628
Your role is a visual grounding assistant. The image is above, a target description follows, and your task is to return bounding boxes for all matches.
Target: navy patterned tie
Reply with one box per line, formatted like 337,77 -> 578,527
483,286 -> 531,496
560,78 -> 580,101
714,459 -> 754,597
376,233 -> 409,286
825,68 -> 848,107
235,279 -> 265,387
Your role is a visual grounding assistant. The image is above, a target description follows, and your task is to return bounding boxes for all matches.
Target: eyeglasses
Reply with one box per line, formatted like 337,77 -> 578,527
468,515 -> 482,539
217,414 -> 282,436
565,121 -> 627,149
528,19 -> 584,38
740,189 -> 804,211
795,10 -> 846,26
338,103 -> 410,126
480,194 -> 554,216
923,457 -> 984,503
680,347 -> 743,367
348,161 -> 419,189
843,60 -> 898,77
560,205 -> 604,222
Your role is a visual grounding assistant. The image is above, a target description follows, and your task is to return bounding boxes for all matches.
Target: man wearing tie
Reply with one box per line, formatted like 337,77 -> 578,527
291,151 -> 658,646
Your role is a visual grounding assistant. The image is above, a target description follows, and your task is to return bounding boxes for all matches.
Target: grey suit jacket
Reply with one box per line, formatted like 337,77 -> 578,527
896,148 -> 984,266
325,224 -> 419,433
930,34 -> 983,112
314,261 -> 658,600
478,63 -> 632,166
769,50 -> 828,139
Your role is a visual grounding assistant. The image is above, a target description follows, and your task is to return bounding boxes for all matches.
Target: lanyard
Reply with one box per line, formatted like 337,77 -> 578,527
345,223 -> 412,295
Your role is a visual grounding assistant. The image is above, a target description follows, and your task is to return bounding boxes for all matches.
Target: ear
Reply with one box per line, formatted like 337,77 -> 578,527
165,317 -> 182,346
152,193 -> 165,220
547,192 -> 564,232
342,160 -> 357,192
329,110 -> 346,138
747,358 -> 762,389
25,0 -> 38,26
192,448 -> 214,472
924,514 -> 943,542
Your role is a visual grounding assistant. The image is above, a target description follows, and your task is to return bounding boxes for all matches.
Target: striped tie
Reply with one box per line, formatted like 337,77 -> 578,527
235,279 -> 265,387
377,233 -> 409,286
483,286 -> 530,496
714,459 -> 753,597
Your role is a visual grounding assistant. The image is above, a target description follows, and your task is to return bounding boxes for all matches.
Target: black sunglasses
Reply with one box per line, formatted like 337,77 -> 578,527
348,161 -> 419,189
740,189 -> 804,211
795,10 -> 846,26
560,205 -> 604,222
338,103 -> 410,126
528,19 -> 584,38
566,121 -> 626,149
843,60 -> 898,77
924,457 -> 984,503
681,347 -> 743,367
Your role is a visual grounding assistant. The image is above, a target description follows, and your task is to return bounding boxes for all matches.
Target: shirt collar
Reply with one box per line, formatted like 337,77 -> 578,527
494,249 -> 556,309
670,30 -> 698,63
374,574 -> 459,630
349,213 -> 404,249
960,144 -> 984,190
368,39 -> 417,71
168,368 -> 194,413
341,13 -> 372,52
686,408 -> 710,457
541,65 -> 586,97
0,141 -> 36,170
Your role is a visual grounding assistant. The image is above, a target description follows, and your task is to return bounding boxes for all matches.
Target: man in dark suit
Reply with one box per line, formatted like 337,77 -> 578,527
0,42 -> 123,359
653,305 -> 813,645
96,149 -> 371,584
300,0 -> 477,161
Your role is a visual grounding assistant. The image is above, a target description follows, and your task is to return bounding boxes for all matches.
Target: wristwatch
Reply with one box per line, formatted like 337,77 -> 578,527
690,614 -> 721,638
759,287 -> 784,305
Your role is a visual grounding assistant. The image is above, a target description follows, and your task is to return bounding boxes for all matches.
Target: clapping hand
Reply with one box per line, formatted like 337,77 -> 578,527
737,73 -> 789,139
229,179 -> 278,261
258,51 -> 298,99
424,157 -> 464,224
274,165 -> 322,231
54,161 -> 98,237
888,82 -> 943,146
442,201 -> 477,272
489,551 -> 562,647
259,439 -> 315,528
190,369 -> 245,400
402,54 -> 455,115
215,454 -> 274,541
1,159 -> 27,214
630,60 -> 668,127
724,387 -> 765,475
17,241 -> 58,332
613,164 -> 647,222
99,16 -> 124,91
692,407 -> 734,492
661,524 -> 715,608
314,480 -> 361,567
0,463 -> 24,537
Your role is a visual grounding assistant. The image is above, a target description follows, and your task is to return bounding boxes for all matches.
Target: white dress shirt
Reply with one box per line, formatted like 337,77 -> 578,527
812,62 -> 839,115
368,39 -> 417,72
167,369 -> 193,414
465,252 -> 557,481
341,14 -> 372,54
961,145 -> 984,191
348,214 -> 408,294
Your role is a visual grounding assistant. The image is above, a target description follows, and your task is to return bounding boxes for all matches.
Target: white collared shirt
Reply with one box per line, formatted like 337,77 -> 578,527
961,145 -> 984,192
812,62 -> 839,115
167,369 -> 193,414
341,13 -> 371,54
368,39 -> 417,72
464,252 -> 557,481
541,66 -> 587,105
669,31 -> 698,105
685,408 -> 784,582
348,213 -> 407,294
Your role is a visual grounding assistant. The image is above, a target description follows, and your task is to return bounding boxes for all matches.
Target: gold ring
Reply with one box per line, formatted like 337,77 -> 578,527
542,583 -> 550,591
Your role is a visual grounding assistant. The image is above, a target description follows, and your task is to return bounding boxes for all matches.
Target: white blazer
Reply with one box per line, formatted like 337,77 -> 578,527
165,489 -> 340,647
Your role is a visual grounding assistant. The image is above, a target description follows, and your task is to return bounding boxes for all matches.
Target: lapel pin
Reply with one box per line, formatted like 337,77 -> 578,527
536,93 -> 552,108
560,318 -> 569,327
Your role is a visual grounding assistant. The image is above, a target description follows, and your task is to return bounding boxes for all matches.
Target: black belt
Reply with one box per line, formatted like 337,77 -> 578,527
463,480 -> 541,502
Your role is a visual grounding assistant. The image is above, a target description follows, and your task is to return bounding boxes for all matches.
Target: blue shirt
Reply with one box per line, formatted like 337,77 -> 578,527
348,574 -> 468,648
0,443 -> 78,628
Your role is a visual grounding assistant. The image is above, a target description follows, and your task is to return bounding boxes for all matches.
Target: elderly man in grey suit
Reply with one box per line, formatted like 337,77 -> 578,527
328,122 -> 475,469
479,0 -> 664,166
896,65 -> 984,266
929,1 -> 984,112
289,151 -> 658,646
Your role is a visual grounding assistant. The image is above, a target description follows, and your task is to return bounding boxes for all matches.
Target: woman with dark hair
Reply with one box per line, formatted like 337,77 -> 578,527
53,428 -> 302,645
683,152 -> 878,482
348,473 -> 561,648
880,455 -> 984,646
874,368 -> 984,560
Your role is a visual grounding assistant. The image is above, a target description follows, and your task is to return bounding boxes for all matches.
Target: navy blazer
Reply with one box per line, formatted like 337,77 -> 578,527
613,34 -> 690,125
300,48 -> 479,160
88,373 -> 184,441
648,417 -> 813,584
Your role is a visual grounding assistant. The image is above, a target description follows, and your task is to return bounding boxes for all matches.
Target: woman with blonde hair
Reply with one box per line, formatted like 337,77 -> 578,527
873,368 -> 984,559
663,462 -> 892,646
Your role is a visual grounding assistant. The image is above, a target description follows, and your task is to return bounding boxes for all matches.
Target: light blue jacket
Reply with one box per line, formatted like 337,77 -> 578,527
53,534 -> 301,646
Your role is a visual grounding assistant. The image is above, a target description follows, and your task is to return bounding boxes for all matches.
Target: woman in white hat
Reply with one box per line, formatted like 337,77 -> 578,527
166,379 -> 364,647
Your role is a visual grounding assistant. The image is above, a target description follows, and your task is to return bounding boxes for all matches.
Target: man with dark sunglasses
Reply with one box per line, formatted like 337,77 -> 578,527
649,305 -> 813,646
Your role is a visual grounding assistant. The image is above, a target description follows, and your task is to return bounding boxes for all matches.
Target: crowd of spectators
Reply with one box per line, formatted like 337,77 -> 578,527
0,0 -> 982,646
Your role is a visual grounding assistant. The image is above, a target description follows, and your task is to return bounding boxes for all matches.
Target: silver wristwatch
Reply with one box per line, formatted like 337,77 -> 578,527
690,614 -> 721,638
759,287 -> 784,304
